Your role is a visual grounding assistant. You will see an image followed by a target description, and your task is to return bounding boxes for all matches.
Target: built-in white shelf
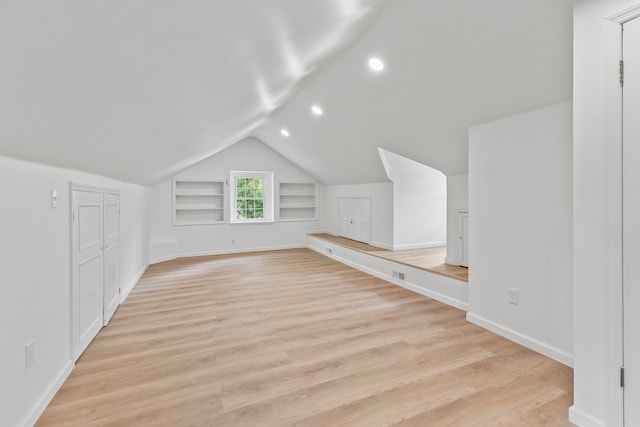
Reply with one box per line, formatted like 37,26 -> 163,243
173,179 -> 225,225
278,181 -> 318,221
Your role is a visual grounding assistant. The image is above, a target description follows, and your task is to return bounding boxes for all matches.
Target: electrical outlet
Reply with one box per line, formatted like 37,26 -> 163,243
25,340 -> 35,370
326,248 -> 333,254
507,288 -> 519,305
398,272 -> 406,280
231,239 -> 235,245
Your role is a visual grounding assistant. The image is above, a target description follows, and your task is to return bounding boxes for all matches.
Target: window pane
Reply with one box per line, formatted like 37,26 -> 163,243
231,172 -> 272,223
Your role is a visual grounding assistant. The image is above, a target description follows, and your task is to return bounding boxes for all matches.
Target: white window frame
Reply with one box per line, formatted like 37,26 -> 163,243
229,171 -> 274,224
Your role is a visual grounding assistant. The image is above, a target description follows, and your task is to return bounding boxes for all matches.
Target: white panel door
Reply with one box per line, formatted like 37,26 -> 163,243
103,193 -> 120,325
623,16 -> 640,426
72,190 -> 104,360
338,197 -> 353,239
337,197 -> 371,244
351,197 -> 371,244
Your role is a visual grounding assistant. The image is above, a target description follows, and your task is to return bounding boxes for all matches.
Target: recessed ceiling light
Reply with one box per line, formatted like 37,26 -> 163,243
280,128 -> 290,137
311,105 -> 323,116
368,57 -> 384,72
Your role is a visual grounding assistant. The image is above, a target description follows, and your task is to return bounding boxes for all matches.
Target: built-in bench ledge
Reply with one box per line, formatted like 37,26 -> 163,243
306,234 -> 468,312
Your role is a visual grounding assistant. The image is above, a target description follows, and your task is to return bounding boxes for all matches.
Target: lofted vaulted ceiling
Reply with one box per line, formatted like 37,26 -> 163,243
0,0 -> 572,186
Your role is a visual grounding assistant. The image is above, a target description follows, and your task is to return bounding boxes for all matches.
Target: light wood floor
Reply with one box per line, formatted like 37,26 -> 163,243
38,249 -> 572,426
309,233 -> 469,282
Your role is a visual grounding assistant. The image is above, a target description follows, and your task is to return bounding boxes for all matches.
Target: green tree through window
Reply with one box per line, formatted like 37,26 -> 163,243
236,177 -> 264,220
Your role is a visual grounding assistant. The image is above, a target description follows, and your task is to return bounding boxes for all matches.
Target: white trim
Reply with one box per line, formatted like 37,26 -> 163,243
466,313 -> 573,367
601,8 -> 638,426
120,262 -> 149,303
444,256 -> 457,265
568,406 -> 605,427
229,170 -> 274,224
392,241 -> 446,251
21,359 -> 73,427
608,3 -> 640,24
149,254 -> 178,265
71,183 -> 120,194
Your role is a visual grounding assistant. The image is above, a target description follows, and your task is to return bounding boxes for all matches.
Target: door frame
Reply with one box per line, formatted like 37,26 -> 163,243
599,5 -> 640,426
455,209 -> 469,267
69,183 -> 121,361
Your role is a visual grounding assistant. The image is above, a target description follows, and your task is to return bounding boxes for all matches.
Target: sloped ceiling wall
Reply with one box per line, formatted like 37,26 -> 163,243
0,0 -> 572,186
254,0 -> 574,184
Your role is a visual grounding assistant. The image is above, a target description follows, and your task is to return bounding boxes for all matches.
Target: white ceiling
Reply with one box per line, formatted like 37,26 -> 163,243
0,0 -> 573,186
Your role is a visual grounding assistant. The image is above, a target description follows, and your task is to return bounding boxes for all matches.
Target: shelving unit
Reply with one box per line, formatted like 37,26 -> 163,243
278,181 -> 318,221
173,179 -> 225,225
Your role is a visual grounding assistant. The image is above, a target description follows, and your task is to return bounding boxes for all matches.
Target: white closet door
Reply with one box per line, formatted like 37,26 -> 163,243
351,198 -> 371,244
72,190 -> 104,360
338,198 -> 353,239
103,193 -> 120,325
623,16 -> 640,426
337,197 -> 371,244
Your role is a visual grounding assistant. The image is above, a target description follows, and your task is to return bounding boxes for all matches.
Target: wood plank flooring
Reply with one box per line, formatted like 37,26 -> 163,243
309,233 -> 469,282
37,249 -> 572,426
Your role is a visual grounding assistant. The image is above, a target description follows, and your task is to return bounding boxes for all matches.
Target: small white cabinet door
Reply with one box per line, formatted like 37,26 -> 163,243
72,190 -> 104,360
337,197 -> 371,244
103,193 -> 120,326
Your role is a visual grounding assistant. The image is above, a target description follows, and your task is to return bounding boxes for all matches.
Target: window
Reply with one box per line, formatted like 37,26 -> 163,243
230,171 -> 274,223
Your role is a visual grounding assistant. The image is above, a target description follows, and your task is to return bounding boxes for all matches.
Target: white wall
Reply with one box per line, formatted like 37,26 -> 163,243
467,102 -> 573,367
322,182 -> 393,249
148,137 -> 324,262
0,156 -> 151,427
445,174 -> 468,265
378,148 -> 447,250
572,1 -> 638,425
120,185 -> 152,299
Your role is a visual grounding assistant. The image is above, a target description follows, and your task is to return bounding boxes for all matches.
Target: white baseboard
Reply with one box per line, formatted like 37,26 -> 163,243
180,244 -> 305,258
466,313 -> 574,367
120,262 -> 149,303
149,254 -> 177,265
392,241 -> 447,251
569,405 -> 605,427
307,244 -> 468,311
150,244 -> 307,265
444,256 -> 457,265
22,359 -> 73,427
394,272 -> 469,311
370,240 -> 393,250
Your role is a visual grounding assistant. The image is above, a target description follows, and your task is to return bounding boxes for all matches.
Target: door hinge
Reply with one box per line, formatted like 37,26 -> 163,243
72,211 -> 76,221
620,60 -> 624,87
621,366 -> 625,387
